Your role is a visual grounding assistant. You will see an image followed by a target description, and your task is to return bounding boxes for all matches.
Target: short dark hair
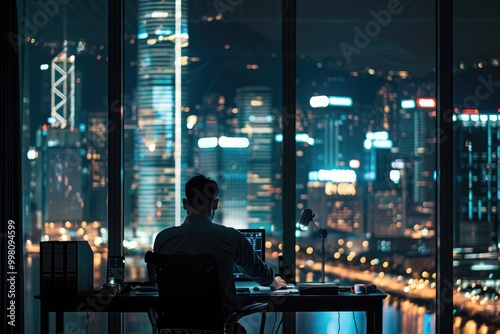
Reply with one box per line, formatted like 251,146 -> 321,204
185,174 -> 219,210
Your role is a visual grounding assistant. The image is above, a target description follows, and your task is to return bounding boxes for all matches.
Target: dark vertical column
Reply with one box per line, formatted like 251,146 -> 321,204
436,0 -> 454,332
282,0 -> 296,332
281,0 -> 296,279
108,0 -> 124,333
1,1 -> 24,333
108,0 -> 124,262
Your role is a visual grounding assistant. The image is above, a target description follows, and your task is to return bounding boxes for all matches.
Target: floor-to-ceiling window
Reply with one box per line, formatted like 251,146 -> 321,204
121,1 -> 283,331
122,0 -> 283,267
452,3 -> 500,333
19,0 -> 110,332
294,1 -> 437,333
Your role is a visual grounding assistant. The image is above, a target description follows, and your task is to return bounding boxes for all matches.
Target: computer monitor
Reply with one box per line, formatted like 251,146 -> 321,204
233,228 -> 266,281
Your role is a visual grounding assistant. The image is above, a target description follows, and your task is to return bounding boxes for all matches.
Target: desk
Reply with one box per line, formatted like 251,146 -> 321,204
35,289 -> 387,333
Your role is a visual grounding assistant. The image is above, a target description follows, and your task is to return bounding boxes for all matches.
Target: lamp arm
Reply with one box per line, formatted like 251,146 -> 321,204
311,220 -> 328,238
309,217 -> 328,283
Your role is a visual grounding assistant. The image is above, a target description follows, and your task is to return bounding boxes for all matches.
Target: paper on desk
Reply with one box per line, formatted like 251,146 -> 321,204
135,291 -> 158,295
250,287 -> 296,294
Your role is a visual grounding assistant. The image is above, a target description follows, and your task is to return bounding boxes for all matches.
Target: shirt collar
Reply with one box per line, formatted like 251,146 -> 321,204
183,214 -> 212,225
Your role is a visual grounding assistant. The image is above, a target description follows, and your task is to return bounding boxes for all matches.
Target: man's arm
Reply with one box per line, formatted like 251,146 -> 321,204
234,231 -> 286,289
268,276 -> 287,290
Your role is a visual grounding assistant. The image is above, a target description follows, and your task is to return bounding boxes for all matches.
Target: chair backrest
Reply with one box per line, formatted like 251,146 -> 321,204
144,251 -> 225,332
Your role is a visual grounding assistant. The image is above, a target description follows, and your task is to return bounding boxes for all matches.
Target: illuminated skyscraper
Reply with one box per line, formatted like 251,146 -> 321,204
396,96 -> 436,206
235,86 -> 275,230
307,169 -> 363,235
193,93 -> 250,228
84,112 -> 108,224
35,126 -> 84,223
308,96 -> 360,172
455,111 -> 500,250
136,0 -> 188,231
197,135 -> 249,229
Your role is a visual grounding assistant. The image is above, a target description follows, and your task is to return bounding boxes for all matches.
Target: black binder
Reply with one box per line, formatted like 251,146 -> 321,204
40,241 -> 94,296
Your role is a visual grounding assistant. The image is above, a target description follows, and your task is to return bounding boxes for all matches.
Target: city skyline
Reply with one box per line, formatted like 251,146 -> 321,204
15,1 -> 500,332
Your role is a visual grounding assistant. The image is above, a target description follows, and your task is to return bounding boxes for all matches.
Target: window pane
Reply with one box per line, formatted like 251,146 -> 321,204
21,0 -> 109,332
124,0 -> 282,330
453,3 -> 500,332
296,1 -> 436,333
125,0 -> 282,256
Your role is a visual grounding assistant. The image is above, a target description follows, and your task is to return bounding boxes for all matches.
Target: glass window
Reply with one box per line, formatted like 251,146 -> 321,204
123,0 -> 282,276
122,0 -> 282,331
453,3 -> 500,333
22,0 -> 500,333
20,0 -> 109,332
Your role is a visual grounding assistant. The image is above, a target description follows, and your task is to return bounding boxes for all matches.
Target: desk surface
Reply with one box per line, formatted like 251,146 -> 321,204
36,288 -> 387,334
35,288 -> 387,313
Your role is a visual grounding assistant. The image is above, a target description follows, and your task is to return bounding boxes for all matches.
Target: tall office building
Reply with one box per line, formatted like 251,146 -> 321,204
136,0 -> 188,231
307,169 -> 363,235
395,92 -> 436,207
193,93 -> 250,228
33,45 -> 81,225
197,136 -> 249,229
455,111 -> 500,250
312,114 -> 349,171
35,126 -> 84,224
235,86 -> 275,230
84,112 -> 108,225
371,80 -> 436,237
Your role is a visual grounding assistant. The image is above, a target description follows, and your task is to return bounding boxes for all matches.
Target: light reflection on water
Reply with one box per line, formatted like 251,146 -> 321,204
24,253 -> 435,333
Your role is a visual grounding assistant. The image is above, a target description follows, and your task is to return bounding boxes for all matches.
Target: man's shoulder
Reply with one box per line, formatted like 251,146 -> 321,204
154,225 -> 181,242
157,225 -> 180,234
153,225 -> 182,253
211,222 -> 240,235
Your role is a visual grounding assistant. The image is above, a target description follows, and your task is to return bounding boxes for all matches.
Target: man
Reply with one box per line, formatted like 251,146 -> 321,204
153,174 -> 286,323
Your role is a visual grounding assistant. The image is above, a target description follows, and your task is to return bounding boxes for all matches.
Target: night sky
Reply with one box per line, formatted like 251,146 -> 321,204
21,0 -> 500,142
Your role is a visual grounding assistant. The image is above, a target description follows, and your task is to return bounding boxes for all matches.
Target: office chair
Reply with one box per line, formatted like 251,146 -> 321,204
144,251 -> 268,334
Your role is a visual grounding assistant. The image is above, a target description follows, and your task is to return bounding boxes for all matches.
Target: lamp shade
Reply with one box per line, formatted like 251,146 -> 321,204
299,209 -> 314,227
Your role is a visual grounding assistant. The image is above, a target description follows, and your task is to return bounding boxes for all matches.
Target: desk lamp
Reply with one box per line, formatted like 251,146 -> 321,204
299,209 -> 328,283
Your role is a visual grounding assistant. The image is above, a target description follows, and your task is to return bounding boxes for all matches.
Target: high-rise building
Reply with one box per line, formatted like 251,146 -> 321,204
84,112 -> 108,225
307,169 -> 363,235
192,93 -> 250,228
396,96 -> 436,207
136,0 -> 188,232
235,86 -> 275,230
197,135 -> 249,229
455,111 -> 500,250
35,126 -> 84,223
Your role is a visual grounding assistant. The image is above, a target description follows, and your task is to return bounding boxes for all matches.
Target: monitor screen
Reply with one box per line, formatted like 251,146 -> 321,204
233,229 -> 266,280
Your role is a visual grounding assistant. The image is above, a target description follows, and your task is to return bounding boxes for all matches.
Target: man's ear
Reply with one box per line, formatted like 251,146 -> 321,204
213,198 -> 219,210
182,198 -> 188,210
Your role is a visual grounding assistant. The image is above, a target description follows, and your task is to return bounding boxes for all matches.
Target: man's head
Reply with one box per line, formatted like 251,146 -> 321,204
183,174 -> 219,217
